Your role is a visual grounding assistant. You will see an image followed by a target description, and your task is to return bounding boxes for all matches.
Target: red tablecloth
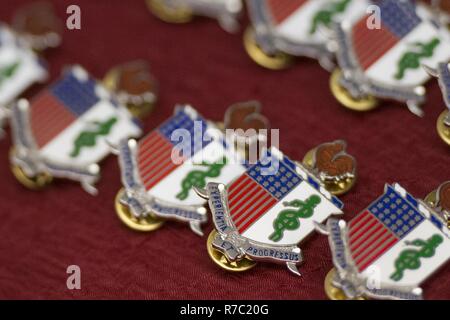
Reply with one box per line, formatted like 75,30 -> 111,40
1,0 -> 449,299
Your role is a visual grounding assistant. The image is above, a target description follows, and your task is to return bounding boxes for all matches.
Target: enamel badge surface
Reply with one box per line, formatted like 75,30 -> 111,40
317,183 -> 450,300
199,147 -> 344,275
116,105 -> 247,235
0,25 -> 47,130
245,0 -> 369,70
331,0 -> 450,115
10,65 -> 142,194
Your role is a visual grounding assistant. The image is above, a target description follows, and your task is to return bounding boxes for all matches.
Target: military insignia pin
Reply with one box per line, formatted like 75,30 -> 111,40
196,142 -> 356,275
0,2 -> 62,134
114,104 -> 261,235
146,0 -> 243,33
316,183 -> 450,300
244,0 -> 369,70
423,62 -> 450,146
330,0 -> 450,115
9,65 -> 142,194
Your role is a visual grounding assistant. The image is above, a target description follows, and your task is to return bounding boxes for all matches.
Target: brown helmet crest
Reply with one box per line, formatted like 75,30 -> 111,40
438,181 -> 450,212
12,1 -> 62,49
116,61 -> 156,97
314,140 -> 356,179
224,101 -> 269,133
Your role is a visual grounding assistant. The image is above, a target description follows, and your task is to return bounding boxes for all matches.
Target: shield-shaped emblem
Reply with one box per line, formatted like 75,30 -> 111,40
10,65 -> 142,194
199,147 -> 344,275
245,0 -> 369,69
317,183 -> 450,300
0,25 -> 47,130
332,0 -> 450,114
116,105 -> 248,235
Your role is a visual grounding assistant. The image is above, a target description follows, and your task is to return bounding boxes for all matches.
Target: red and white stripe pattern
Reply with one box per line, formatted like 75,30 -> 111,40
137,130 -> 183,191
227,173 -> 278,234
347,210 -> 400,272
352,17 -> 400,71
30,91 -> 77,148
267,0 -> 308,25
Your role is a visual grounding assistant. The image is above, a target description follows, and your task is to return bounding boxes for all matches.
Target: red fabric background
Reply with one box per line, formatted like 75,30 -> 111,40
0,0 -> 449,300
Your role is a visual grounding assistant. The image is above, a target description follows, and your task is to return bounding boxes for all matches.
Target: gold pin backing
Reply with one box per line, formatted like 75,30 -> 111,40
207,230 -> 256,272
243,27 -> 292,70
330,69 -> 378,112
324,268 -> 366,300
425,189 -> 439,208
146,0 -> 193,24
115,188 -> 165,232
9,148 -> 52,190
436,110 -> 450,146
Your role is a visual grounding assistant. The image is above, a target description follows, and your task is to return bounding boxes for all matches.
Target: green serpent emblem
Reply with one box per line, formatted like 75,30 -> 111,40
390,234 -> 443,282
310,0 -> 352,35
269,195 -> 321,242
70,116 -> 118,158
0,61 -> 20,88
394,38 -> 440,80
176,157 -> 227,200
